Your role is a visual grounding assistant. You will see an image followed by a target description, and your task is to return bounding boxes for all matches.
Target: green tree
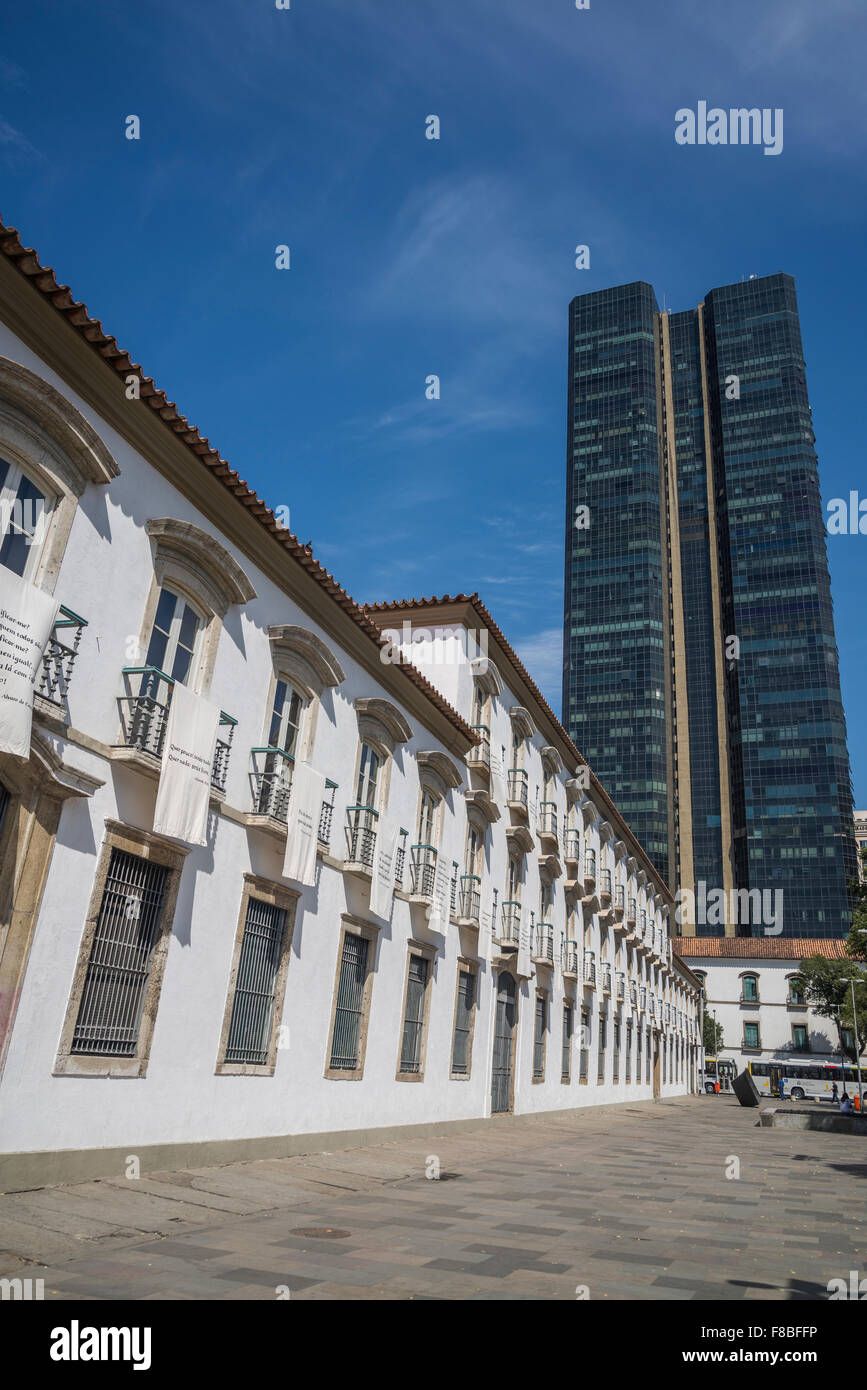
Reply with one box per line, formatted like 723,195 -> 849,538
800,955 -> 867,1061
844,844 -> 867,965
703,1011 -> 724,1056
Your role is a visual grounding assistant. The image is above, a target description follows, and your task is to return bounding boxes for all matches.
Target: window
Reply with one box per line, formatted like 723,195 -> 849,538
636,1026 -> 642,1080
451,968 -> 476,1078
741,974 -> 759,1003
597,1013 -> 606,1082
743,1022 -> 760,1050
399,952 -> 430,1076
223,898 -> 288,1068
55,822 -> 186,1078
471,679 -> 488,730
0,455 -> 50,580
507,853 -> 522,903
357,742 -> 380,808
70,848 -> 168,1058
256,678 -> 305,816
788,976 -> 806,1006
347,742 -> 381,866
646,1030 -> 651,1084
613,1020 -> 620,1082
626,1023 -> 632,1082
562,1003 -> 573,1082
533,992 -> 547,1080
328,929 -> 372,1074
792,1024 -> 808,1052
143,585 -> 203,687
580,1010 -> 589,1081
464,822 -> 482,877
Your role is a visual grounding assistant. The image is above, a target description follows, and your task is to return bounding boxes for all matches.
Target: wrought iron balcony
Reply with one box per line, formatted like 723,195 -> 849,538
615,884 -> 625,910
468,723 -> 491,770
584,849 -> 596,882
532,924 -> 554,964
410,843 -> 438,899
496,900 -> 521,948
248,747 -> 337,846
599,868 -> 612,902
640,909 -> 648,938
538,801 -> 558,844
630,979 -> 638,1006
118,667 -> 235,791
583,952 -> 596,987
345,804 -> 378,868
563,827 -> 580,864
562,941 -> 580,977
640,986 -> 647,1011
602,963 -> 612,994
627,897 -> 637,927
616,972 -> 625,1001
507,767 -> 528,807
458,874 -> 481,923
38,605 -> 87,706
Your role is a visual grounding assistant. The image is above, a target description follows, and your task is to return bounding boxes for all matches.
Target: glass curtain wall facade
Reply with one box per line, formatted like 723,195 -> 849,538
563,273 -> 855,938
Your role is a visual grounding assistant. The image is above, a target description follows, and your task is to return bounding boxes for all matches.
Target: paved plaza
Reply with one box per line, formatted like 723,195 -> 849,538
1,1097 -> 864,1301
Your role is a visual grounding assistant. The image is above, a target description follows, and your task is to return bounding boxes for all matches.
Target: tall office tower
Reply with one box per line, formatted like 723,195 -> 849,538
563,273 -> 856,938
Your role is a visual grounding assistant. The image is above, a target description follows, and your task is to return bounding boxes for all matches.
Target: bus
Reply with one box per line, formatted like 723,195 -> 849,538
702,1057 -> 737,1093
748,1058 -> 864,1101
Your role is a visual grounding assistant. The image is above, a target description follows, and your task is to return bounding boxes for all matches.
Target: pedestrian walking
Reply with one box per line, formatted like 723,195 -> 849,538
831,1081 -> 839,1104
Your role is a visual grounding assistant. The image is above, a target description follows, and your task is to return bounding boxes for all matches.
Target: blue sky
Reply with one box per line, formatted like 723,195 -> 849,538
1,0 -> 865,800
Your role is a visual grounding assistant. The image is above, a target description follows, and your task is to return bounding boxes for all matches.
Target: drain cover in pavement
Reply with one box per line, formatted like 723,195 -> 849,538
291,1227 -> 351,1238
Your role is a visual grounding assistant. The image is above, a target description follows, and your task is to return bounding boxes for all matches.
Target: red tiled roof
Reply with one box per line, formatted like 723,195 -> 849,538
0,216 -> 477,747
671,937 -> 849,960
364,593 -> 672,900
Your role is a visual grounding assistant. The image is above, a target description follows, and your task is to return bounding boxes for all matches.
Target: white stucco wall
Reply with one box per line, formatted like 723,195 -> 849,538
0,320 -> 701,1162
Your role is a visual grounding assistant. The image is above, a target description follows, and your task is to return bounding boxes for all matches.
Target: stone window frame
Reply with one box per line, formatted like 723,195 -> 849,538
323,914 -> 380,1081
215,874 -> 300,1077
785,972 -> 807,1008
0,356 -> 119,596
395,938 -> 436,1083
739,971 -> 760,1006
53,819 -> 189,1078
130,519 -> 256,702
790,1022 -> 809,1052
742,1020 -> 762,1052
348,698 -> 413,824
449,957 -> 479,1081
262,626 -> 346,765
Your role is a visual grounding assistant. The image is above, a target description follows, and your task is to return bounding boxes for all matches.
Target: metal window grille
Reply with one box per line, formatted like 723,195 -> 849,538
451,969 -> 475,1075
0,779 -> 9,836
562,1004 -> 573,1081
533,993 -> 547,1079
224,897 -> 287,1065
626,1025 -> 632,1082
646,1035 -> 651,1084
580,1012 -> 589,1081
613,1021 -> 620,1082
330,933 -> 369,1070
71,849 -> 169,1056
597,1015 -> 606,1082
399,954 -> 429,1074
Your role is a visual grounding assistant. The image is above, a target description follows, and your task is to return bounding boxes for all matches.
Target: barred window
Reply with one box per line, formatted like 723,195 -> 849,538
580,1010 -> 589,1081
330,933 -> 370,1070
400,954 -> 429,1074
451,968 -> 475,1076
533,993 -> 547,1080
71,849 -> 168,1056
224,897 -> 287,1066
561,1004 -> 573,1082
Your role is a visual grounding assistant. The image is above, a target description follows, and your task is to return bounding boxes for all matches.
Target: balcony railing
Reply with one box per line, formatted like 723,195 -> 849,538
538,802 -> 558,842
616,972 -> 625,1001
247,748 -> 339,846
603,963 -> 612,994
458,875 -> 481,922
615,884 -> 625,910
532,925 -> 554,963
562,941 -> 580,976
118,667 -> 235,791
640,910 -> 647,937
583,953 -> 596,987
38,605 -> 87,706
468,723 -> 491,769
345,804 -> 378,868
496,900 -> 521,947
507,767 -> 528,806
628,897 -> 637,924
584,849 -> 596,881
563,827 -> 580,863
599,868 -> 612,900
630,980 -> 638,1005
410,843 -> 438,899
640,986 -> 647,1011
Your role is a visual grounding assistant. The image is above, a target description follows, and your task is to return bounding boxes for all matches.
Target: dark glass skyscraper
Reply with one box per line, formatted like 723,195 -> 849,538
563,273 -> 855,938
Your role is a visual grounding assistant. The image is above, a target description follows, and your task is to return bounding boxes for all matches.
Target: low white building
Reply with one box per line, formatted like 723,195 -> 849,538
672,937 -> 849,1075
0,219 -> 701,1190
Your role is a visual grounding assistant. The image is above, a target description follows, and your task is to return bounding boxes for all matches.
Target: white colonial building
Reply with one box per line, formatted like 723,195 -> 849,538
0,219 -> 701,1190
673,937 -> 850,1075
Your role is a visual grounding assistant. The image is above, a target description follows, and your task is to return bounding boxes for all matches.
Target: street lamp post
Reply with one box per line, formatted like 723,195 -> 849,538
839,972 -> 864,1110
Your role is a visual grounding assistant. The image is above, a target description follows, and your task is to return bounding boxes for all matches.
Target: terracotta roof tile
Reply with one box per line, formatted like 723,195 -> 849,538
671,937 -> 849,960
0,216 -> 477,747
